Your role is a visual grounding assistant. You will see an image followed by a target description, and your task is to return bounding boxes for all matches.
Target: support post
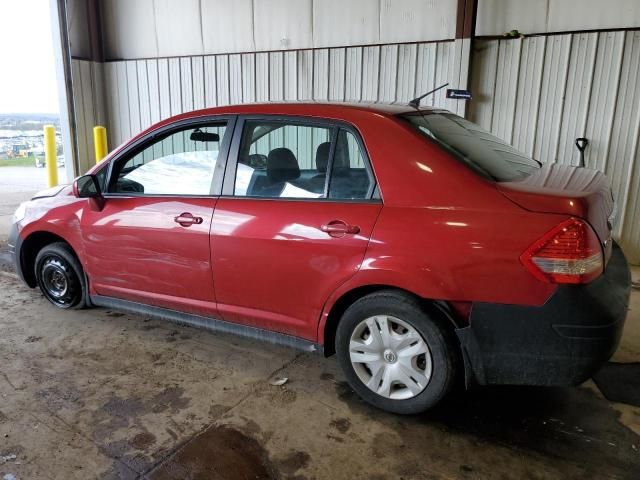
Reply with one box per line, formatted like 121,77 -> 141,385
49,0 -> 77,181
44,125 -> 58,188
454,0 -> 478,118
93,126 -> 108,163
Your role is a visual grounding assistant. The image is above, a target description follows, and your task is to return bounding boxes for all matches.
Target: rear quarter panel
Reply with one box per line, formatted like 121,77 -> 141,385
317,115 -> 569,343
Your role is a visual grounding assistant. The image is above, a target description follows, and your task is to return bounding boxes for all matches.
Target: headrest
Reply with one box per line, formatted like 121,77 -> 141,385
267,148 -> 300,183
315,142 -> 331,173
333,136 -> 351,175
247,153 -> 267,168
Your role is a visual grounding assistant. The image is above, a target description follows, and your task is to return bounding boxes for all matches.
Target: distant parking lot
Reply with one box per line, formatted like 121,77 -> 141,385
0,165 -> 67,192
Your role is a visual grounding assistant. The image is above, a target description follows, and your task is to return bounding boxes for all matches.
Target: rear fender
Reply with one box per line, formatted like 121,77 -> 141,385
316,265 -> 450,345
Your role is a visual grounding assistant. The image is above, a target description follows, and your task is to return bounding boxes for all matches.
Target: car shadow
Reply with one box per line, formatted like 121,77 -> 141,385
336,381 -> 640,477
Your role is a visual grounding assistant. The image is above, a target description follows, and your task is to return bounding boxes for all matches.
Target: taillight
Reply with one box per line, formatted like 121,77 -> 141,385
520,218 -> 603,284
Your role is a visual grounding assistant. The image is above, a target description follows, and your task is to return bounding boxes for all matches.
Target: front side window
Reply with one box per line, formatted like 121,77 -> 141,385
233,119 -> 375,200
109,123 -> 227,195
93,162 -> 108,191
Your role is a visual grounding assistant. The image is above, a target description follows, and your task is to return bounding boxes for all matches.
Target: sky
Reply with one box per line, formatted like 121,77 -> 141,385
0,0 -> 59,114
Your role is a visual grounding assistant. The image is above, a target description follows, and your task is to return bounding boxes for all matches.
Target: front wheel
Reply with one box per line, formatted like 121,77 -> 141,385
35,242 -> 86,309
335,290 -> 457,414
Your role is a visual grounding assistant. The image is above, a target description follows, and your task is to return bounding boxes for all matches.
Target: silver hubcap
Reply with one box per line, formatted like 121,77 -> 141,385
349,315 -> 432,400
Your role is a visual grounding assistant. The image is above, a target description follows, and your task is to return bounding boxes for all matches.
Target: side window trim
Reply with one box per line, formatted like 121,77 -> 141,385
103,115 -> 237,198
220,114 -> 380,202
335,127 -> 377,201
221,116 -> 246,196
322,128 -> 339,198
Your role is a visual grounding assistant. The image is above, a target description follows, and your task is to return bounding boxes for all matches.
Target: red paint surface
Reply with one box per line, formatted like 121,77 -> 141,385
17,103 -> 613,344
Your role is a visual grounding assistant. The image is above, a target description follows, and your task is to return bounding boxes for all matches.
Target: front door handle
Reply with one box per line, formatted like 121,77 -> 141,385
321,220 -> 360,237
174,212 -> 203,227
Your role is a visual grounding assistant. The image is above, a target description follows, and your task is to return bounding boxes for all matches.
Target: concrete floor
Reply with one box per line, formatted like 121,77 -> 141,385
0,171 -> 639,479
0,271 -> 639,480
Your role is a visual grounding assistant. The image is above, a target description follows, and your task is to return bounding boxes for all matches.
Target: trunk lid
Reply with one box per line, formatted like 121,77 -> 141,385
496,163 -> 615,253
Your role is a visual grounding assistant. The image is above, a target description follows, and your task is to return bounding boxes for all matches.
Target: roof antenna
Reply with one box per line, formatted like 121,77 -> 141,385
409,83 -> 449,109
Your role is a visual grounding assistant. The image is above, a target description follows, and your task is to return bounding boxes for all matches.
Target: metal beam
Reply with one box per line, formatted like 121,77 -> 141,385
456,0 -> 478,39
49,0 -> 78,180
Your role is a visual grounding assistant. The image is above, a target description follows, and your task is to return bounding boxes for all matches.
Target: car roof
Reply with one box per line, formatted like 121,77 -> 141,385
164,101 -> 439,123
106,101 -> 445,162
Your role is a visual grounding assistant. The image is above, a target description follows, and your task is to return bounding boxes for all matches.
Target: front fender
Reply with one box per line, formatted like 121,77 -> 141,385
17,192 -> 87,280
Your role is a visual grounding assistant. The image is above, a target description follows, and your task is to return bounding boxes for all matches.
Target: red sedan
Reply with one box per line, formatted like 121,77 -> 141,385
9,103 -> 630,414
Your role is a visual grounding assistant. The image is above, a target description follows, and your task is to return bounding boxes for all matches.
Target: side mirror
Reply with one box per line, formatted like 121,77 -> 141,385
73,174 -> 102,198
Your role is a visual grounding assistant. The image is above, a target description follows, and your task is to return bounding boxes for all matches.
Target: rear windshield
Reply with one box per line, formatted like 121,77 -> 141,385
401,112 -> 540,182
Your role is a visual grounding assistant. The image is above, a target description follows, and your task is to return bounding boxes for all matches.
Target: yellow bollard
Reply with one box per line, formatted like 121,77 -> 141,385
93,126 -> 108,164
44,125 -> 58,188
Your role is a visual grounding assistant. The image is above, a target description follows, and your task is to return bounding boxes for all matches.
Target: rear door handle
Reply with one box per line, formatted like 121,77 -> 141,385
321,220 -> 360,237
174,212 -> 203,227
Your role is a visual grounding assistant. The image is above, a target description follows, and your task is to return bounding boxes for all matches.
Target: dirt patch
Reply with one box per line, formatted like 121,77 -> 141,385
148,425 -> 279,479
101,395 -> 146,419
335,381 -> 640,479
36,384 -> 83,410
165,330 -> 180,343
131,431 -> 156,450
0,243 -> 15,274
275,450 -> 310,477
100,438 -> 152,473
325,433 -> 344,443
208,404 -> 230,419
150,386 -> 191,414
329,418 -> 351,434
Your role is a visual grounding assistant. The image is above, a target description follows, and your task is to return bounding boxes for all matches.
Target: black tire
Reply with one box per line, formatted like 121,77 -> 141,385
335,290 -> 457,414
35,242 -> 86,309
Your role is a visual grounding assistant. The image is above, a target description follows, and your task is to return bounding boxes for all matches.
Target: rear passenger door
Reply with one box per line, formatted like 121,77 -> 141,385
211,116 -> 382,341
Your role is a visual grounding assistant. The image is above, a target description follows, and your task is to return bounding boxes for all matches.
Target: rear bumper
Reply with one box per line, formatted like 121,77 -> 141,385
457,242 -> 631,386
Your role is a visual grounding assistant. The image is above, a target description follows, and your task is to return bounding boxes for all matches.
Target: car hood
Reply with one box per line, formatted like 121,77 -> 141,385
31,184 -> 69,200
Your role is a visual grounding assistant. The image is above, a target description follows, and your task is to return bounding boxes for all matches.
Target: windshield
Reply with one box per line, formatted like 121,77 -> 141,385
401,112 -> 540,181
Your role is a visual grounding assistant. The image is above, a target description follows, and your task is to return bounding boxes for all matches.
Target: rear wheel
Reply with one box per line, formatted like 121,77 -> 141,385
335,290 -> 457,414
35,242 -> 86,309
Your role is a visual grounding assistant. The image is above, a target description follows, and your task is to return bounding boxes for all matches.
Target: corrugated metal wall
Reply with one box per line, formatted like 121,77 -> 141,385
469,31 -> 640,263
77,32 -> 640,263
70,59 -> 107,174
101,40 -> 459,149
477,0 -> 640,36
100,0 -> 457,59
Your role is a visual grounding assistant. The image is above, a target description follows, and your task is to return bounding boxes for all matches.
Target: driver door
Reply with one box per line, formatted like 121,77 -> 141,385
81,117 -> 234,316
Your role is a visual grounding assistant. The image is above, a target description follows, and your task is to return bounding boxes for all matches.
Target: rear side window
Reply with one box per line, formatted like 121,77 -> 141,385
328,130 -> 374,200
232,119 -> 375,200
401,113 -> 540,181
234,121 -> 331,198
